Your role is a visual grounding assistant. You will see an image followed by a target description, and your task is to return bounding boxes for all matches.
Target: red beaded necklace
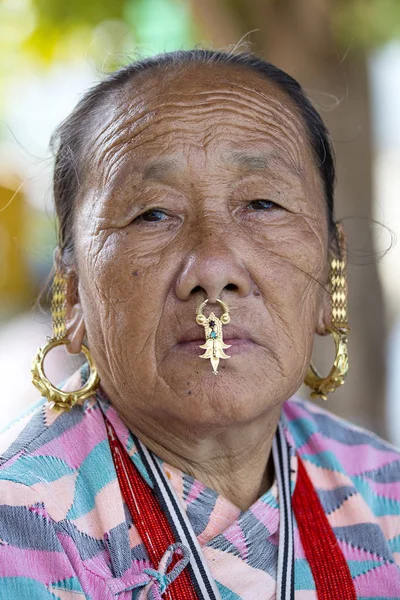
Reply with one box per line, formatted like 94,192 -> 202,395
293,457 -> 357,600
106,417 -> 356,599
106,420 -> 198,599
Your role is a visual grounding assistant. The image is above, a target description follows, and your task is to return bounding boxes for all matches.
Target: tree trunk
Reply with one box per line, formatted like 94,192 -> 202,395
192,0 -> 387,435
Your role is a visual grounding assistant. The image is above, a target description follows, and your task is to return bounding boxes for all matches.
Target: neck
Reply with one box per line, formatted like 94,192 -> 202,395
115,403 -> 282,512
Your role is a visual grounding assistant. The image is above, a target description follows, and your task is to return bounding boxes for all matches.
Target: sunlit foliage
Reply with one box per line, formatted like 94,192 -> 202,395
1,0 -> 192,68
335,0 -> 400,48
1,0 -> 398,77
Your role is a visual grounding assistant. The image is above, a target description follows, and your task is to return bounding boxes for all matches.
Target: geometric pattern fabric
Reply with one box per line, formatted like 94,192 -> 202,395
1,366 -> 400,598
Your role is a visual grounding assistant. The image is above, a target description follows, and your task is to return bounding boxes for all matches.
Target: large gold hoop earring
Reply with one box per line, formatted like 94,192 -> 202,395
304,239 -> 350,401
31,267 -> 100,411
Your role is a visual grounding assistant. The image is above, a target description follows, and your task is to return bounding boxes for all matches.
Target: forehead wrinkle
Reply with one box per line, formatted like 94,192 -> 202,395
148,78 -> 294,113
153,81 -> 303,131
105,119 -> 298,172
89,81 -> 307,187
89,109 -> 157,183
95,81 -> 301,153
174,80 -> 308,163
100,104 -> 300,172
100,68 -> 304,143
98,118 -> 303,190
143,91 -> 300,134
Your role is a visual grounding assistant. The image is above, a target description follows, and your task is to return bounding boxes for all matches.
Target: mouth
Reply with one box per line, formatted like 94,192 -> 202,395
176,337 -> 257,356
177,325 -> 253,343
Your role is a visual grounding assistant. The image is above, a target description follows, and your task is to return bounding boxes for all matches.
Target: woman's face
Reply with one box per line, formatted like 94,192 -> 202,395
70,63 -> 330,432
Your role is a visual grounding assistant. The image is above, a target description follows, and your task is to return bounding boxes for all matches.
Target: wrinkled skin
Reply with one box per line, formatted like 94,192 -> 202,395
66,63 -> 331,509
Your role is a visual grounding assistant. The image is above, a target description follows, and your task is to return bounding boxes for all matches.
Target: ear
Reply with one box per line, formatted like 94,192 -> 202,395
315,223 -> 347,337
315,288 -> 331,336
54,248 -> 86,355
65,300 -> 86,354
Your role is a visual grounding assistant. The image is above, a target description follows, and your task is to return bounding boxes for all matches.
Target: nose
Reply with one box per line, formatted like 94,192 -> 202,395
175,238 -> 252,303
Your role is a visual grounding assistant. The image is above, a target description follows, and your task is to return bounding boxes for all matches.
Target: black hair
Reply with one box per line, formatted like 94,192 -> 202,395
51,49 -> 337,263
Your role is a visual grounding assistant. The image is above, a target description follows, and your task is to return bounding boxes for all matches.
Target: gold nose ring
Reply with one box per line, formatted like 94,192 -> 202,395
195,299 -> 231,374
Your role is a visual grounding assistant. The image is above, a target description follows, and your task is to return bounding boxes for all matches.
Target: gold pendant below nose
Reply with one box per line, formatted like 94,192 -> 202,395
195,299 -> 231,374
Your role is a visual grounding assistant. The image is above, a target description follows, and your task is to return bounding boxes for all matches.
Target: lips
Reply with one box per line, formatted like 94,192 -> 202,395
177,326 -> 254,345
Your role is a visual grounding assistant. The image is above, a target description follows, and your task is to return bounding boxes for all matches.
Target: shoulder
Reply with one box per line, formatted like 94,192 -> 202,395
0,388 -> 105,496
284,398 -> 400,577
283,396 -> 400,477
283,396 -> 400,456
0,363 -> 116,529
0,398 -> 96,598
1,397 -> 90,466
283,397 -> 400,524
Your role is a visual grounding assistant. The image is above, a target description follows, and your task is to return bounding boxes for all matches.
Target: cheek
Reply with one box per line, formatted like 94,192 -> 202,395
81,229 -> 160,301
248,214 -> 327,335
76,228 -> 174,356
249,212 -> 326,282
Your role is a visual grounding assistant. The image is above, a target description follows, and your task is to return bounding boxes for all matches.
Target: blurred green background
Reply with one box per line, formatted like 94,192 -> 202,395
1,0 -> 400,440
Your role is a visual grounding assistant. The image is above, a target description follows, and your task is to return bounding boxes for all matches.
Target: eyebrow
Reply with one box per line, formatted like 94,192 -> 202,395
228,150 -> 302,179
142,158 -> 180,181
139,151 -> 300,182
227,152 -> 270,171
141,153 -> 270,184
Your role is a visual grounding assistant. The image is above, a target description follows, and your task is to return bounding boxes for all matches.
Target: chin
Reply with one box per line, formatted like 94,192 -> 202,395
159,361 -> 286,431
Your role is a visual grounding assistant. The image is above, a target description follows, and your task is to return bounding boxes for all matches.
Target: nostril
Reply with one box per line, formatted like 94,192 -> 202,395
191,286 -> 205,295
225,283 -> 238,291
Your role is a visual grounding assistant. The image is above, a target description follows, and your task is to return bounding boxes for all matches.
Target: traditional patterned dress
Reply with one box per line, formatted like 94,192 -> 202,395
1,365 -> 400,599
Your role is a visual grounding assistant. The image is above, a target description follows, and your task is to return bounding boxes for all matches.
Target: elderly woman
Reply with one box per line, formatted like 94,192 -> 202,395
1,50 -> 399,600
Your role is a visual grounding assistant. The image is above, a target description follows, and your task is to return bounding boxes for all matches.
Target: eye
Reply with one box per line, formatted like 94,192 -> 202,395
136,209 -> 168,223
247,200 -> 277,211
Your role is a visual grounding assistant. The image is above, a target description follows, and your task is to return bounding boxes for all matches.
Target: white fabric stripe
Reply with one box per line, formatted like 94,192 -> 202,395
141,444 -> 222,600
272,432 -> 287,597
148,450 -> 221,600
272,423 -> 295,600
280,425 -> 294,600
278,424 -> 294,600
138,441 -> 222,600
